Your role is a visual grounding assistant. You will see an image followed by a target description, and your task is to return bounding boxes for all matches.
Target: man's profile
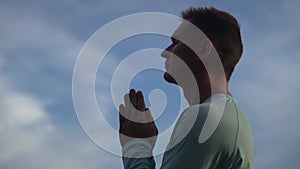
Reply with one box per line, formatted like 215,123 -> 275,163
118,7 -> 253,169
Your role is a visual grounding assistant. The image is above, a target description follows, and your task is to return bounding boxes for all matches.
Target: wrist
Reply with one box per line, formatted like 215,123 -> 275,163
122,138 -> 154,158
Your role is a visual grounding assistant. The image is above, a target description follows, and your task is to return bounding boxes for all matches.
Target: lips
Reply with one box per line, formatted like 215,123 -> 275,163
164,63 -> 169,69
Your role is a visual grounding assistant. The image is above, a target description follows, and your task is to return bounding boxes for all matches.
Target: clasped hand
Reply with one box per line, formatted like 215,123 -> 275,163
119,89 -> 158,148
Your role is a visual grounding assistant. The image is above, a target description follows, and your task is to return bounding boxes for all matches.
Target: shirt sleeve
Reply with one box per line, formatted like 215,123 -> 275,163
121,105 -> 201,169
122,104 -> 214,169
122,95 -> 253,169
122,139 -> 156,169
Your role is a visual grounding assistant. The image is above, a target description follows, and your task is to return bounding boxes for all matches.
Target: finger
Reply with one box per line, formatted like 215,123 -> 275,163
136,90 -> 146,111
136,91 -> 147,123
124,93 -> 130,109
124,93 -> 132,120
129,89 -> 137,109
119,104 -> 125,126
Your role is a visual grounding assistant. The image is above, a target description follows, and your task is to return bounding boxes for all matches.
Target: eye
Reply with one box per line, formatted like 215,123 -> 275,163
171,37 -> 179,44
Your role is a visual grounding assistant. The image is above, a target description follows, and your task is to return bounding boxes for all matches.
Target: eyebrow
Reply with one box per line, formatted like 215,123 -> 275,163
171,37 -> 180,43
171,37 -> 176,42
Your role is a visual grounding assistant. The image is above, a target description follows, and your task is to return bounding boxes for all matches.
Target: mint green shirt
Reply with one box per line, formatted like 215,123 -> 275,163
123,94 -> 253,169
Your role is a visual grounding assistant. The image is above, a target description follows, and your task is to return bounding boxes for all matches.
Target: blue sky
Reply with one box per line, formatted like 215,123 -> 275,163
0,0 -> 299,168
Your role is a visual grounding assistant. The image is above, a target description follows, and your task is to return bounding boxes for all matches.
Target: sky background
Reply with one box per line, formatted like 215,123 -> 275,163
1,0 -> 300,169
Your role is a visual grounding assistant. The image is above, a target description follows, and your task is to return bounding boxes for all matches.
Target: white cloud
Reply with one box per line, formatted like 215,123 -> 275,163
1,1 -> 299,168
0,4 -> 122,169
0,7 -> 81,77
231,1 -> 300,168
2,94 -> 47,126
0,71 -> 54,162
0,65 -> 122,168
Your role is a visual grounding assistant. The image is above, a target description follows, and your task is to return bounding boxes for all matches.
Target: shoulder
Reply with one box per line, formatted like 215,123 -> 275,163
165,104 -> 210,150
175,103 -> 211,136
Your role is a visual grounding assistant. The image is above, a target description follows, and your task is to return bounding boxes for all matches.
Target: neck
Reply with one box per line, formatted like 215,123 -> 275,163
181,76 -> 230,106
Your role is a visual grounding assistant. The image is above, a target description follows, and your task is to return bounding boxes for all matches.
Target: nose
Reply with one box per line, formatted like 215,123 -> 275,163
161,45 -> 172,58
161,50 -> 169,58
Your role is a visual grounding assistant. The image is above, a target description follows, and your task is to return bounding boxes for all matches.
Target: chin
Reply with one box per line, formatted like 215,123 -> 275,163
163,72 -> 178,85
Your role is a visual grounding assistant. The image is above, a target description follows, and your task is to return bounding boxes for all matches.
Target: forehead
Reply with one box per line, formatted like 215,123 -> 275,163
172,22 -> 188,37
172,21 -> 206,43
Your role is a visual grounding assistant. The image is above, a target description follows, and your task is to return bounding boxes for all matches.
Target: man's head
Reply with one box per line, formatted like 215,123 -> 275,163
161,7 -> 243,84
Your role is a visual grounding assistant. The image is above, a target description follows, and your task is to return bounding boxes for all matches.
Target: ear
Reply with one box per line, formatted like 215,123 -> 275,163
195,39 -> 213,61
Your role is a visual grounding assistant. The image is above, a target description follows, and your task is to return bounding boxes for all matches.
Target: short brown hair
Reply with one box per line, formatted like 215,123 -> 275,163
181,7 -> 243,81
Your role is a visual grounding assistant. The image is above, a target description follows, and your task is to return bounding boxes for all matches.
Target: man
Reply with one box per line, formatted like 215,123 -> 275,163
119,7 -> 253,169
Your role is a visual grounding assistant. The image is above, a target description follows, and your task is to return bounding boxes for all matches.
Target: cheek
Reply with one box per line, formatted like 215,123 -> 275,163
171,44 -> 185,57
174,44 -> 196,61
172,46 -> 194,66
168,54 -> 186,74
